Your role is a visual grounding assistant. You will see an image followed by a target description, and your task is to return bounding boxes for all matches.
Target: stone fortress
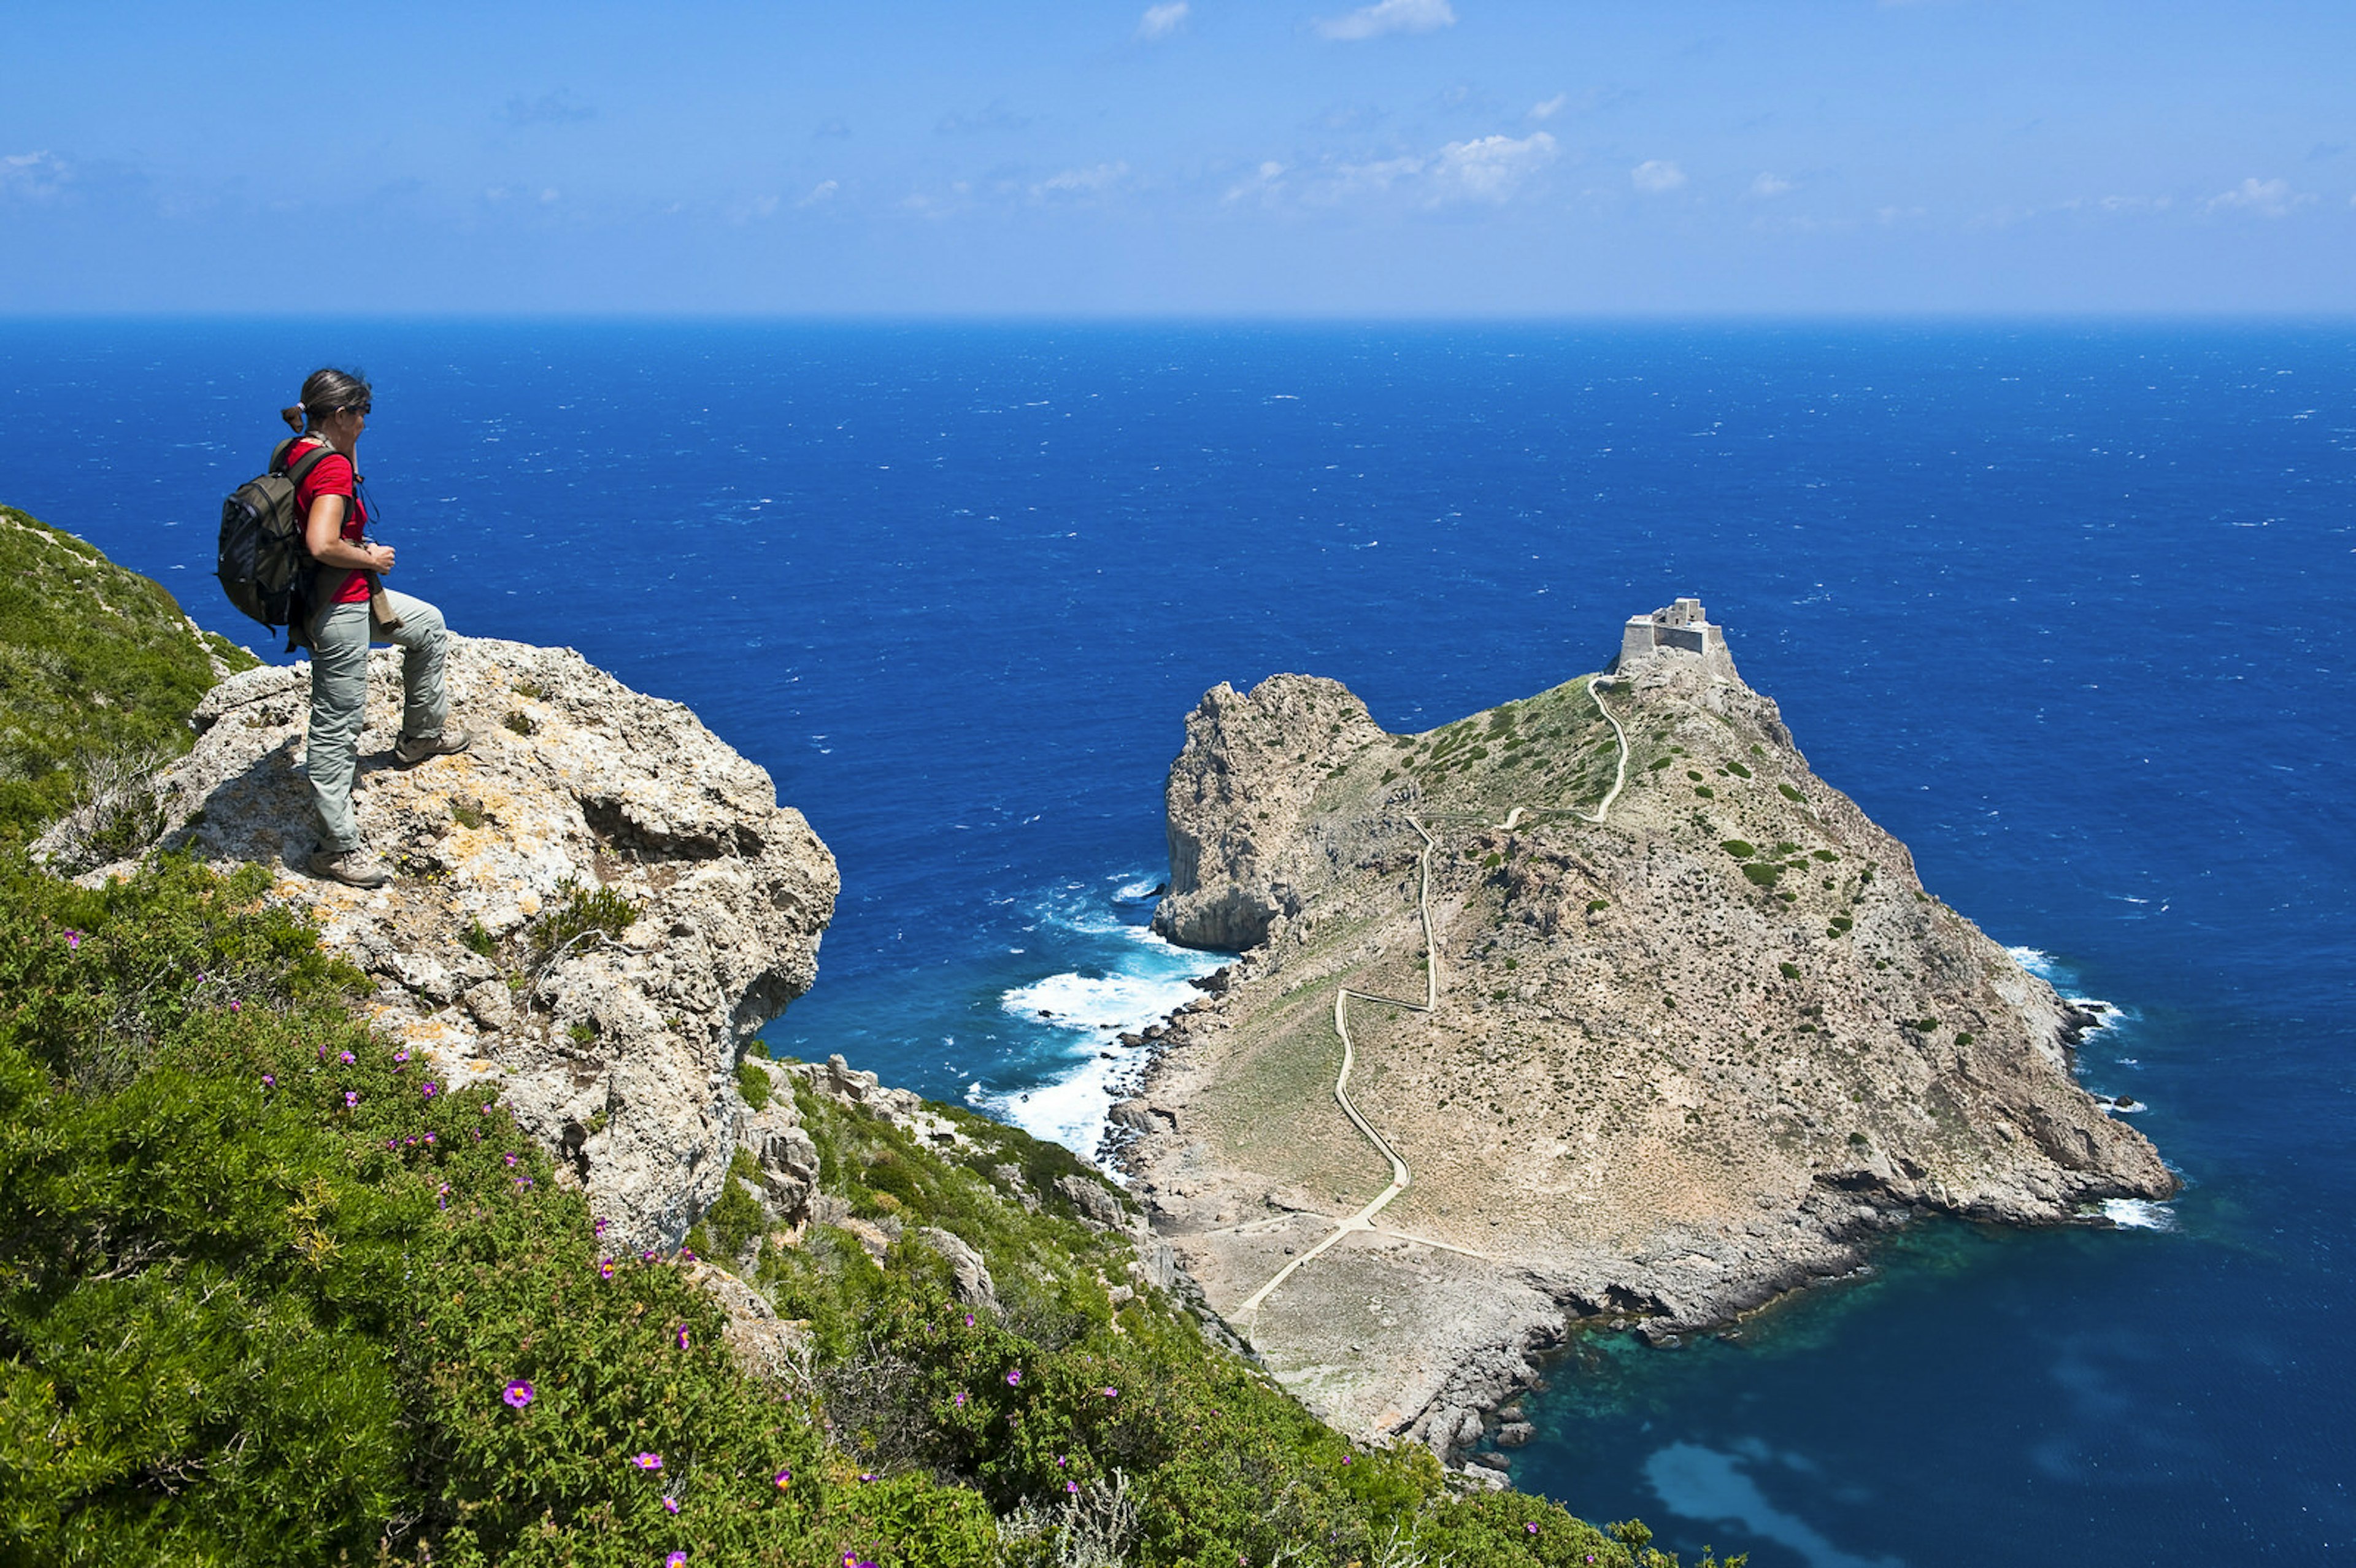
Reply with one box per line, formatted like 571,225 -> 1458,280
1619,596 -> 1739,682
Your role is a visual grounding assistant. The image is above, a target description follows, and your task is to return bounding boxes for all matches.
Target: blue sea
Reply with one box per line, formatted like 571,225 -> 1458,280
4,320 -> 2350,1564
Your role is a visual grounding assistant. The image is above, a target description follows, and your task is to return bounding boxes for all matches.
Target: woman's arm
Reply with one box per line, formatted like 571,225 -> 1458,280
302,493 -> 394,573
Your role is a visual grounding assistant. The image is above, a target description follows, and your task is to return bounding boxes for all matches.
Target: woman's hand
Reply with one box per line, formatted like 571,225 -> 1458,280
365,542 -> 395,574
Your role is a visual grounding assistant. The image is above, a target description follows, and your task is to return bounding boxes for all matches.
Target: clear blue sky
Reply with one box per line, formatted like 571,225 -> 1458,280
4,0 -> 2350,315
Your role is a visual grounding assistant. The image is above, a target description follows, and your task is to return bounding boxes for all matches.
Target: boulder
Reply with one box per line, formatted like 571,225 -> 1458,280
74,636 -> 837,1251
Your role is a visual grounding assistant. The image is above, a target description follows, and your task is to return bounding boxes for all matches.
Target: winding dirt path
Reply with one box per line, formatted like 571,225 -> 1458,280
1234,677 -> 1630,1323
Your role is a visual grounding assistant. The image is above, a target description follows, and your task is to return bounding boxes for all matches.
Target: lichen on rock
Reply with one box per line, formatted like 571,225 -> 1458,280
59,635 -> 837,1250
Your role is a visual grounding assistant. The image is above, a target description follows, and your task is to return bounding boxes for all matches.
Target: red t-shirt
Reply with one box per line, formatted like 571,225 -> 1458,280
290,438 -> 371,605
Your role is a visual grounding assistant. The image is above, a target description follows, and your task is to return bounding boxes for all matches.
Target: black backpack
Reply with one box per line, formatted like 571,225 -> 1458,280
218,437 -> 334,651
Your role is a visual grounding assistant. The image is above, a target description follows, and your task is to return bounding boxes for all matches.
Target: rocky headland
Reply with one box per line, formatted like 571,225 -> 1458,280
1113,605 -> 2174,1471
49,636 -> 840,1250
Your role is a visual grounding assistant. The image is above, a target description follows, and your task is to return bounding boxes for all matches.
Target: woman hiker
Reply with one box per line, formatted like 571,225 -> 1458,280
282,367 -> 471,888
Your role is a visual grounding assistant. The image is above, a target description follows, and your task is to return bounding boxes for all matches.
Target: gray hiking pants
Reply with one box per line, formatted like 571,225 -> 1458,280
304,589 -> 449,853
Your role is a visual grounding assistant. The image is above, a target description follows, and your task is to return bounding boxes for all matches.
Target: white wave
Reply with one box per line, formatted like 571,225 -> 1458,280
1111,876 -> 1163,901
2100,1199 -> 2177,1232
987,880 -> 1225,1160
2006,945 -> 2060,979
1004,968 -> 1207,1034
980,1048 -> 1147,1165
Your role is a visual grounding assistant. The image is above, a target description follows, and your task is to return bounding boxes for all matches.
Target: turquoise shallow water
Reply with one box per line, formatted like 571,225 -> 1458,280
4,319 -> 2350,1562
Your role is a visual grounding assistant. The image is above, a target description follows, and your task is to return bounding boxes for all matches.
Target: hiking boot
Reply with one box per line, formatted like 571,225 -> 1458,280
307,847 -> 392,889
394,726 -> 474,767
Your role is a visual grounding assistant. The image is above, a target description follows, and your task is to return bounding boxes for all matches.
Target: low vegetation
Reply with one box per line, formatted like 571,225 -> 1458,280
0,507 -> 253,853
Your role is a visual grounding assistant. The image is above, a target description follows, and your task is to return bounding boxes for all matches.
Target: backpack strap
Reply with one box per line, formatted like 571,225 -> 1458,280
278,436 -> 342,488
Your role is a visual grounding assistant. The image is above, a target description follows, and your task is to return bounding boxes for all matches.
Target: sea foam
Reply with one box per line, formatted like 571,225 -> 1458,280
977,875 -> 1224,1159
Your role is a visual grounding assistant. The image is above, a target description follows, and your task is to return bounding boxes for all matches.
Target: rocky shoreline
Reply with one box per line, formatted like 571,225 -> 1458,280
1105,620 -> 2175,1477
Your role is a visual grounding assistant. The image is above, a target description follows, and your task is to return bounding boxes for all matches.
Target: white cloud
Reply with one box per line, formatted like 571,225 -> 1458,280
1528,94 -> 1568,121
2204,177 -> 2314,218
1255,132 -> 1557,209
1137,2 -> 1190,39
799,180 -> 839,207
1315,0 -> 1456,42
0,150 -> 71,201
1331,155 -> 1426,199
1433,131 -> 1558,202
1748,172 -> 1793,198
1224,161 -> 1290,204
1031,161 -> 1131,201
1631,159 -> 1686,193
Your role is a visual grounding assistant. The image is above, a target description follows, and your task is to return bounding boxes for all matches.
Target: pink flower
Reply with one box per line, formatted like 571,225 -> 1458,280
422,1081 -> 437,1098
343,1091 -> 358,1109
502,1379 -> 533,1408
1066,1479 -> 1079,1494
666,1555 -> 686,1568
594,1216 -> 610,1236
1006,1370 -> 1022,1386
963,1313 -> 974,1328
676,1326 -> 690,1350
631,1452 -> 663,1472
1103,1386 -> 1118,1397
1526,1521 -> 1539,1534
393,1048 -> 409,1063
953,1391 -> 967,1407
772,1467 -> 792,1488
339,1050 -> 356,1065
663,1496 -> 679,1515
599,1258 -> 615,1280
228,999 -> 241,1013
64,930 -> 80,949
261,1074 -> 275,1089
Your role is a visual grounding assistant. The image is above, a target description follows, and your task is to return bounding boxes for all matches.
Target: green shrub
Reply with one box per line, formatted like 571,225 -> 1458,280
1778,783 -> 1804,802
1724,760 -> 1752,778
1742,863 -> 1782,888
1779,961 -> 1804,980
0,509 -> 242,846
736,1058 -> 773,1110
526,877 -> 637,964
502,710 -> 535,737
1721,840 -> 1757,859
461,918 -> 497,957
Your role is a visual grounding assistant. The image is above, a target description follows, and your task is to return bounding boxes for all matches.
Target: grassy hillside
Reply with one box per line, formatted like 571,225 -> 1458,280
0,519 -> 1720,1567
0,505 -> 255,848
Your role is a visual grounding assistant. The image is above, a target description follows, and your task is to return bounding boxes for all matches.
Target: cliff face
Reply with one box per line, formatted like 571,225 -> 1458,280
1124,639 -> 2173,1461
58,636 -> 837,1249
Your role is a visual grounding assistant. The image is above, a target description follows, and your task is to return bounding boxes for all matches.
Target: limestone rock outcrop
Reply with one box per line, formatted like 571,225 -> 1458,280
1155,675 -> 1389,950
60,636 -> 837,1250
1127,637 -> 2174,1458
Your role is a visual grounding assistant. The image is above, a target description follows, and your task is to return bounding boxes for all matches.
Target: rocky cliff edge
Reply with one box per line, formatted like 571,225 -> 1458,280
50,636 -> 837,1250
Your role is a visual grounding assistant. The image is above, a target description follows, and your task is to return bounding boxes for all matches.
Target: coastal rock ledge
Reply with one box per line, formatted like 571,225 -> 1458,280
55,636 -> 838,1250
1122,611 -> 2174,1466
